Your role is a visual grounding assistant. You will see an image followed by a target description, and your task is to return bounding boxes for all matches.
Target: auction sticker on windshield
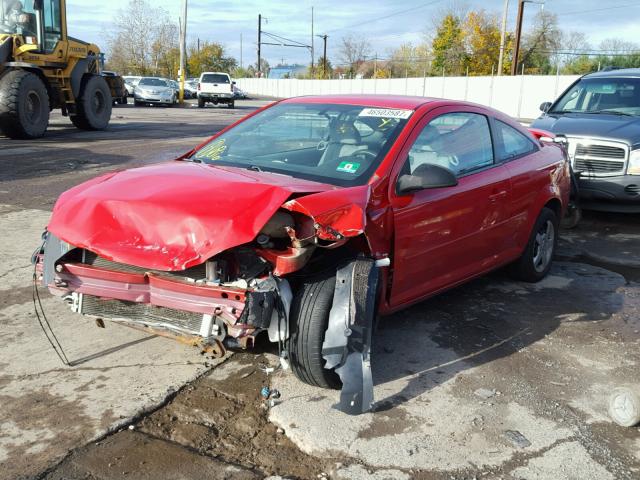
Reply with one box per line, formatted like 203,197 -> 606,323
337,161 -> 361,174
358,108 -> 413,119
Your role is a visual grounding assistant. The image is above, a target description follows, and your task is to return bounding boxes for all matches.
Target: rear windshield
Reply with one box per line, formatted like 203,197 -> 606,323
201,74 -> 230,84
138,78 -> 168,87
190,103 -> 411,187
551,77 -> 640,116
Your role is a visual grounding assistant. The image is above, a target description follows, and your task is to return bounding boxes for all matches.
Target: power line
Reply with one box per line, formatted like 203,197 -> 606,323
555,2 -> 640,16
326,0 -> 446,34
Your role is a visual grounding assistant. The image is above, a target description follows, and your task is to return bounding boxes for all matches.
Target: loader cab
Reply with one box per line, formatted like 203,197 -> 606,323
0,0 -> 65,54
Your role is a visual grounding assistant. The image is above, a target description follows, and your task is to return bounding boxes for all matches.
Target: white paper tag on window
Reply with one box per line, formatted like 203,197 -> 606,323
359,108 -> 413,119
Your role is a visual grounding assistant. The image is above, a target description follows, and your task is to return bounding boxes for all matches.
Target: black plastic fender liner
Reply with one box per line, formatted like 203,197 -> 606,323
322,257 -> 378,415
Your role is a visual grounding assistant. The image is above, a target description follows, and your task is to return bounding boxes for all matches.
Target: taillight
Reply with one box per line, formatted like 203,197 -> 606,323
197,83 -> 201,91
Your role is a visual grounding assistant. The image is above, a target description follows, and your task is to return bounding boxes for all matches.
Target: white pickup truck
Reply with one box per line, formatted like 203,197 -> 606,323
197,72 -> 235,109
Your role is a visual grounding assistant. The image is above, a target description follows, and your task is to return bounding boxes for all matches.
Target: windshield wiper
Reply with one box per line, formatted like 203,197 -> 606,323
589,110 -> 635,116
246,165 -> 263,172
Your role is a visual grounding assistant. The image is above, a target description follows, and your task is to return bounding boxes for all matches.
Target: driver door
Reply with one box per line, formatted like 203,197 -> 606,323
389,106 -> 513,308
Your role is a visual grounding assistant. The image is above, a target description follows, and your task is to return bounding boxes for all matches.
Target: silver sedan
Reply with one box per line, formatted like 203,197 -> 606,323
134,78 -> 177,107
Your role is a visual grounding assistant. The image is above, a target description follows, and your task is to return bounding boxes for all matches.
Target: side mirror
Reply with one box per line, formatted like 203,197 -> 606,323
539,102 -> 552,113
397,164 -> 458,195
232,81 -> 237,85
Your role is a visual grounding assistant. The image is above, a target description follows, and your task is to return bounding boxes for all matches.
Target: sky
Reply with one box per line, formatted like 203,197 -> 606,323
66,0 -> 640,67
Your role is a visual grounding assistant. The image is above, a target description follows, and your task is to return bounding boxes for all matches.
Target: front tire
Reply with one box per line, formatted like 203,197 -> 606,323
0,70 -> 50,139
71,75 -> 112,131
198,97 -> 205,108
510,207 -> 558,282
288,274 -> 341,389
227,101 -> 235,109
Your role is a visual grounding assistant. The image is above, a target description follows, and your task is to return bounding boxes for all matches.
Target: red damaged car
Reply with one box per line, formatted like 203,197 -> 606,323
36,95 -> 570,414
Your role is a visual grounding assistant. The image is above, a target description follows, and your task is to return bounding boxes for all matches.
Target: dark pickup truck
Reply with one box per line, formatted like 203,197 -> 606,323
533,69 -> 640,212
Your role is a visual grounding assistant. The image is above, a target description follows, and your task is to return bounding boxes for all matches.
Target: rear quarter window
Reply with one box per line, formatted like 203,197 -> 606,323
495,120 -> 538,161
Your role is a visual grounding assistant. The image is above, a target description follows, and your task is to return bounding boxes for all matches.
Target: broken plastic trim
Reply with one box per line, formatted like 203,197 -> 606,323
322,258 -> 378,415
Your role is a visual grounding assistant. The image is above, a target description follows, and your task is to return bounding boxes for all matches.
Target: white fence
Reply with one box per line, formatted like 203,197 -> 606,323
236,75 -> 581,120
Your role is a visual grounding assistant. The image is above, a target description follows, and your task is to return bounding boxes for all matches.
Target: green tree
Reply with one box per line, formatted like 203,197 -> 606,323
431,14 -> 467,75
187,41 -> 237,78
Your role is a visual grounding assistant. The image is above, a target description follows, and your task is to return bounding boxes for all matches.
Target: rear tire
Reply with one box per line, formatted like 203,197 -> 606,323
198,97 -> 205,108
0,70 -> 50,139
70,75 -> 112,131
287,273 -> 341,389
510,207 -> 558,282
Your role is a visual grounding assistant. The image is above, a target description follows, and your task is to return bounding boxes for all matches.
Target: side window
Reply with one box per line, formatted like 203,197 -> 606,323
495,120 -> 537,161
405,112 -> 494,176
43,0 -> 63,52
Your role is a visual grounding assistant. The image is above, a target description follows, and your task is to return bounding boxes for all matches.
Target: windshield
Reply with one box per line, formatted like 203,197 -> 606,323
0,0 -> 37,35
201,74 -> 230,84
551,77 -> 640,116
138,78 -> 168,87
191,103 -> 411,187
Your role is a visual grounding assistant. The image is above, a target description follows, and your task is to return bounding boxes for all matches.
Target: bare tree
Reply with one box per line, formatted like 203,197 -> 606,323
339,35 -> 371,76
105,0 -> 179,77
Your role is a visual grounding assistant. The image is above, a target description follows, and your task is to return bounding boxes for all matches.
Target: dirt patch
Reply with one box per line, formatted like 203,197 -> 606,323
45,353 -> 338,479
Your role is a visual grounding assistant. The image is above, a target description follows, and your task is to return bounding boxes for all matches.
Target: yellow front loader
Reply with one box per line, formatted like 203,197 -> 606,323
0,0 -> 119,139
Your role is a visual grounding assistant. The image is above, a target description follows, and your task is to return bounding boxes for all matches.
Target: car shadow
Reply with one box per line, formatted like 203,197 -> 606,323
68,335 -> 158,367
370,261 -> 626,411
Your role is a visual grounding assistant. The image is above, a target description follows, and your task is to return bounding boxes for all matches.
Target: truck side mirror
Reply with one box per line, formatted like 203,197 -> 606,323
539,102 -> 552,113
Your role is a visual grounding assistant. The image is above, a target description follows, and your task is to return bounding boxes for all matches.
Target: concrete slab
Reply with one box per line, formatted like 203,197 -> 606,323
0,207 -> 221,480
269,261 -> 640,478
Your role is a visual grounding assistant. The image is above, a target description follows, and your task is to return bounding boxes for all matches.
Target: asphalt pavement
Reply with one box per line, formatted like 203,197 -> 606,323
0,100 -> 638,480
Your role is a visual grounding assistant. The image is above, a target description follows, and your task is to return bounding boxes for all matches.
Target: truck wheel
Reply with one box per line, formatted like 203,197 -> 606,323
198,97 -> 205,108
509,207 -> 558,282
0,70 -> 50,139
287,273 -> 341,389
71,75 -> 112,131
227,101 -> 235,109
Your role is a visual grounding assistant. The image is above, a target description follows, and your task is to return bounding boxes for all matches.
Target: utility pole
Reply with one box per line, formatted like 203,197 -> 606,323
257,14 -> 262,77
178,0 -> 188,103
311,6 -> 314,75
316,34 -> 328,78
511,0 -> 525,75
497,0 -> 509,75
240,33 -> 243,69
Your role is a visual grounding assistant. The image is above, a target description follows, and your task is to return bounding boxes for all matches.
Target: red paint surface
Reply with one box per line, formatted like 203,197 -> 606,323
48,162 -> 333,271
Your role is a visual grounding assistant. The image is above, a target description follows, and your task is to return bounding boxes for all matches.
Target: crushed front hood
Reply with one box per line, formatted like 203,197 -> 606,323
47,162 -> 333,270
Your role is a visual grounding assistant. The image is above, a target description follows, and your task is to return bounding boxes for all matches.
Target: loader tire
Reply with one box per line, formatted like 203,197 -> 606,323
71,75 -> 112,131
0,70 -> 50,139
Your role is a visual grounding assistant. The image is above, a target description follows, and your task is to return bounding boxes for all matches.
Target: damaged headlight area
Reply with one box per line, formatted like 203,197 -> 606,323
35,198 -> 381,415
34,230 -> 295,359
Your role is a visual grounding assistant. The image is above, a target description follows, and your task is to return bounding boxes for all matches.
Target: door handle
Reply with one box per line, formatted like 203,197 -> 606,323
489,190 -> 507,202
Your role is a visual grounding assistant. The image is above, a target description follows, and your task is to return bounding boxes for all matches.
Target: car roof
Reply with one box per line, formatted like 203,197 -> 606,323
200,72 -> 230,76
583,68 -> 640,79
281,94 -> 465,110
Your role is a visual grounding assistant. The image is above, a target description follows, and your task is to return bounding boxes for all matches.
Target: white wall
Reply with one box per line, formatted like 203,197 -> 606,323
236,75 -> 581,120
